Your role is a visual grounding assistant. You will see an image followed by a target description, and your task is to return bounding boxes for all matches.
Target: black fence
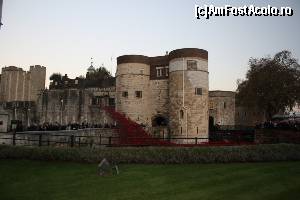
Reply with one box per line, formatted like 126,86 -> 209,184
0,130 -> 256,148
0,132 -> 116,148
1,129 -> 299,147
210,129 -> 255,143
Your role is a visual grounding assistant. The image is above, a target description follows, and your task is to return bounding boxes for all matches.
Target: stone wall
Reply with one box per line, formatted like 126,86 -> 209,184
255,129 -> 300,144
209,91 -> 236,126
37,88 -> 115,125
0,102 -> 36,132
208,91 -> 266,128
149,79 -> 169,125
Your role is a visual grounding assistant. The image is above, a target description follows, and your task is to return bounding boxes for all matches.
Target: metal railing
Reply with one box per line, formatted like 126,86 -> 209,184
0,132 -> 115,147
0,131 -> 256,148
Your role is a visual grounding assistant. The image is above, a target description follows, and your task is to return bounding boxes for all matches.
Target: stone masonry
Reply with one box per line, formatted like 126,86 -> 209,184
209,91 -> 236,127
0,65 -> 46,102
0,48 -> 266,136
116,48 -> 209,141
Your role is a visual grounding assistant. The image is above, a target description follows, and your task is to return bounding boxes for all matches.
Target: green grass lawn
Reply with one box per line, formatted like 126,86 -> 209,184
0,160 -> 300,200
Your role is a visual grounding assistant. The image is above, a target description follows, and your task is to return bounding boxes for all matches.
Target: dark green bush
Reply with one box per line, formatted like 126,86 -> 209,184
0,144 -> 300,164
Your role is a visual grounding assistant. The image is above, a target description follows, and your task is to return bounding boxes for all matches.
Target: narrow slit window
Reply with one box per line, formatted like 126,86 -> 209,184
165,66 -> 169,77
180,110 -> 184,119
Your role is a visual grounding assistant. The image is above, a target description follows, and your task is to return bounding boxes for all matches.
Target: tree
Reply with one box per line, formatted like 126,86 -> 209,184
86,66 -> 112,81
236,50 -> 300,120
49,73 -> 62,81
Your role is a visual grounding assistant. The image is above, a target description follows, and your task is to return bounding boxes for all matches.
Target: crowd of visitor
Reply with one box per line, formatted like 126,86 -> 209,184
26,122 -> 116,131
255,117 -> 300,131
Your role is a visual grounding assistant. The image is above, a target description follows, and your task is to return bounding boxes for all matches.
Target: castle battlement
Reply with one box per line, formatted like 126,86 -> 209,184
2,66 -> 24,72
30,65 -> 46,71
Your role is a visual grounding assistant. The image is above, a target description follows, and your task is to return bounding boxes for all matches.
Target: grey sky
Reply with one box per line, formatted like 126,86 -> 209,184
0,0 -> 299,90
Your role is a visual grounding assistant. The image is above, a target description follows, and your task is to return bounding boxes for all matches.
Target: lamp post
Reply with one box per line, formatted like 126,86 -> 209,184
14,106 -> 17,120
60,99 -> 64,125
0,0 -> 3,29
27,108 -> 31,128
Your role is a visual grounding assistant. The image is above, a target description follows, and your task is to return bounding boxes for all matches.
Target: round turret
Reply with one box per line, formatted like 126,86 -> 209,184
168,48 -> 209,142
116,55 -> 151,126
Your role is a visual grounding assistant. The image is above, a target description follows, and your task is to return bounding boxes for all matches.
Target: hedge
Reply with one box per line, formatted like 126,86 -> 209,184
0,144 -> 300,164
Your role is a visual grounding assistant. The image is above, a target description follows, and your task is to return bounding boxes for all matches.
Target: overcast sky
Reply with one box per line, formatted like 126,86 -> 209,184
0,0 -> 299,90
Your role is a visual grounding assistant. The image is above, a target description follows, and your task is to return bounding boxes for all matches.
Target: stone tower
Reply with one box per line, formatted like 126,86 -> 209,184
116,55 -> 151,126
0,65 -> 46,102
29,65 -> 46,102
116,48 -> 209,143
168,48 -> 209,141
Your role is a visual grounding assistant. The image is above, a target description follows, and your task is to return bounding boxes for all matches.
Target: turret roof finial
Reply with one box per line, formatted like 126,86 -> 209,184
88,57 -> 96,73
90,57 -> 94,67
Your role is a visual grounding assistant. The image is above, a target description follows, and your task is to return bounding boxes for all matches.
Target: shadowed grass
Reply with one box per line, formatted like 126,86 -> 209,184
0,160 -> 299,200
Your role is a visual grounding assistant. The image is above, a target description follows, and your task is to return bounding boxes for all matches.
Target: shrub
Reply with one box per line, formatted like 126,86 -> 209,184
0,144 -> 300,164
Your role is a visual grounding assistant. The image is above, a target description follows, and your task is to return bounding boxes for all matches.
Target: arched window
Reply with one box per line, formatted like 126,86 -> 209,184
180,110 -> 184,119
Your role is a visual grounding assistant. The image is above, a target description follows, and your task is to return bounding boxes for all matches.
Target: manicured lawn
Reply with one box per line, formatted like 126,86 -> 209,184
0,160 -> 300,200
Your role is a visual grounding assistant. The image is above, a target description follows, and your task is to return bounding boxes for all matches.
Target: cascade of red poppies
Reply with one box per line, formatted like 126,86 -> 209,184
104,107 -> 254,147
103,107 -> 173,146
